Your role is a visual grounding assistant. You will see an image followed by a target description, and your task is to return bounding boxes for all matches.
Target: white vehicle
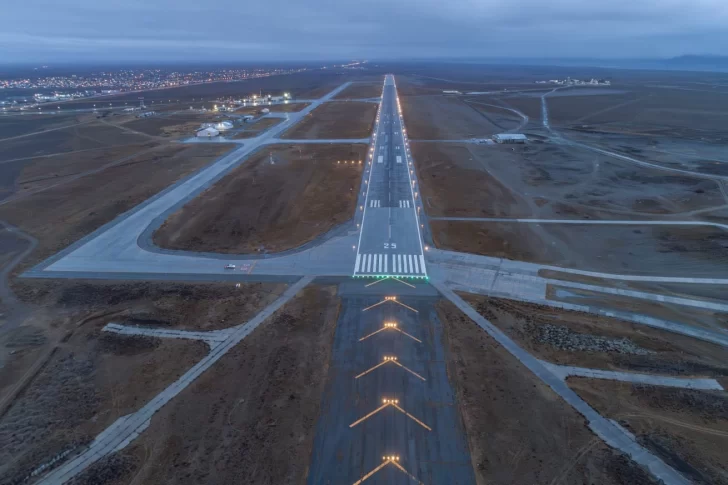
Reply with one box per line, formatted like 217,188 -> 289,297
224,264 -> 236,270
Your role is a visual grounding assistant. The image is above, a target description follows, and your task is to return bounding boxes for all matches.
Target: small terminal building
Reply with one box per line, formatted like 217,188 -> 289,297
493,133 -> 527,144
196,127 -> 220,137
214,121 -> 234,131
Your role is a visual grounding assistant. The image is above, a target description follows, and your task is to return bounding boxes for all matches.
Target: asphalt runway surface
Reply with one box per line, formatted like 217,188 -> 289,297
355,75 -> 426,278
307,279 -> 475,484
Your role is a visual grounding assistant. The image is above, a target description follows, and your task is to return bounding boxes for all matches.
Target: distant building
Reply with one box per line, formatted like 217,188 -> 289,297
196,127 -> 220,137
493,133 -> 527,144
136,111 -> 156,118
442,90 -> 461,95
260,108 -> 270,114
214,121 -> 234,131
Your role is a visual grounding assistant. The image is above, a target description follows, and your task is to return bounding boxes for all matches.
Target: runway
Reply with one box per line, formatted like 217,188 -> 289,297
306,280 -> 475,484
354,75 -> 427,278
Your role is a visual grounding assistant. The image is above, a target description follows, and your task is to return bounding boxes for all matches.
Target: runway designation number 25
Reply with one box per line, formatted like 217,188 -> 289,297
384,242 -> 397,249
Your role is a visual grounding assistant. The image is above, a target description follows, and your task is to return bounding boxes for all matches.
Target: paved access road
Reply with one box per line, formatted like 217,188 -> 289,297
354,75 -> 426,278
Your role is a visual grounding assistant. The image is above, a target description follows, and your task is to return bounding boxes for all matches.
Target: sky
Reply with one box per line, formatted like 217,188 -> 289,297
2,0 -> 728,63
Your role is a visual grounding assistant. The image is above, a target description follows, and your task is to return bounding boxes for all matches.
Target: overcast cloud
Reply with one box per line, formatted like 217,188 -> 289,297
2,0 -> 727,62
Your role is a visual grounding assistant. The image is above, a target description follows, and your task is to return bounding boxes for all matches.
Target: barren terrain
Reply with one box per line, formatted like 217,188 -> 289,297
0,278 -> 285,484
412,141 -> 724,220
461,293 -> 728,376
154,143 -> 366,254
235,102 -> 309,115
401,95 -> 509,139
231,117 -> 282,139
67,284 -> 339,485
0,119 -> 151,163
119,112 -> 226,138
439,298 -> 658,485
334,82 -> 382,99
547,285 -> 728,332
0,143 -> 234,267
0,114 -> 86,140
570,379 -> 728,484
431,221 -> 728,277
2,142 -> 157,197
281,102 -> 376,139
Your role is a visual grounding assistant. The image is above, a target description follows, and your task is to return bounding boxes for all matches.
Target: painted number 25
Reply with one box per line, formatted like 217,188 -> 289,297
384,242 -> 397,249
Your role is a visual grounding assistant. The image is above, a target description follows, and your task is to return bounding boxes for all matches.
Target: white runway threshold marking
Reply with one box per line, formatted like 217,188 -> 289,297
356,254 -> 426,276
370,200 -> 381,208
399,200 -> 410,208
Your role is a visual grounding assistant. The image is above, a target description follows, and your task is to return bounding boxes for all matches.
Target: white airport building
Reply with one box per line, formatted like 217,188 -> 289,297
214,121 -> 234,131
493,133 -> 527,144
196,127 -> 220,137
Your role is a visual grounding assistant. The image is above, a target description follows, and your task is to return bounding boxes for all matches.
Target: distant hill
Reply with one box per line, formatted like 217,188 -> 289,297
434,55 -> 728,74
662,55 -> 728,71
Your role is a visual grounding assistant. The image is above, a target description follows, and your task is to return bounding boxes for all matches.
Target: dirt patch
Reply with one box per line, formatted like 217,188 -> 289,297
12,143 -> 158,194
460,293 -> 728,376
0,121 -> 151,163
11,279 -> 286,331
431,221 -> 728,278
569,378 -> 728,484
154,143 -> 365,253
334,82 -> 382,99
298,81 -> 348,99
438,298 -> 657,485
230,117 -> 282,139
0,115 -> 85,140
547,285 -> 728,333
281,102 -> 376,139
412,142 -> 533,217
545,91 -> 640,126
498,94 -> 544,119
413,139 -> 724,220
559,86 -> 728,141
85,284 -> 339,484
540,269 -> 728,307
235,103 -> 310,115
0,143 -> 233,268
67,451 -> 139,485
402,95 -> 504,139
0,277 -> 285,482
0,326 -> 207,484
120,112 -> 225,138
430,220 -> 558,261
